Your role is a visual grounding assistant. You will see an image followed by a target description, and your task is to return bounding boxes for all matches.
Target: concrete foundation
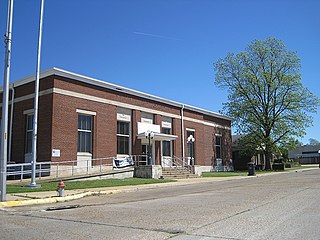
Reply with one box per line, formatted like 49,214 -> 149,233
134,165 -> 162,179
193,165 -> 213,176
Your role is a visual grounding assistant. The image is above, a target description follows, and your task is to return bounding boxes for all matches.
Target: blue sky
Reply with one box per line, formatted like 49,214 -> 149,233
0,0 -> 319,143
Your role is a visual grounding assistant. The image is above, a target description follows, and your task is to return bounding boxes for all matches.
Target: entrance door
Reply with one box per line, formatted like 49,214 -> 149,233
141,143 -> 153,165
141,144 -> 148,165
161,140 -> 172,167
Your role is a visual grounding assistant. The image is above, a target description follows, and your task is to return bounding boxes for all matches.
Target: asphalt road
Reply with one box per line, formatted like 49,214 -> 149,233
1,169 -> 319,240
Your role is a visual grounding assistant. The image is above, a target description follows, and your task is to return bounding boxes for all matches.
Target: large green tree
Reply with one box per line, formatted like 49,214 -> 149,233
214,38 -> 319,170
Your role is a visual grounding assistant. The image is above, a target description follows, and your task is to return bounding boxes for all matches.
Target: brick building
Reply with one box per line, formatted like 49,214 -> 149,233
3,68 -> 232,174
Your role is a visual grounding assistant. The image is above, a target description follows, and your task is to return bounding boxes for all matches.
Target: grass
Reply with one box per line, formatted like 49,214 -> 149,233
202,165 -> 318,178
202,171 -> 249,177
6,178 -> 175,194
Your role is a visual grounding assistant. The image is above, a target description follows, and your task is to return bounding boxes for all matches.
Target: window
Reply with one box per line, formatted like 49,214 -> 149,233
215,135 -> 222,159
25,114 -> 34,154
162,127 -> 171,157
117,121 -> 130,154
78,114 -> 92,153
141,112 -> 153,124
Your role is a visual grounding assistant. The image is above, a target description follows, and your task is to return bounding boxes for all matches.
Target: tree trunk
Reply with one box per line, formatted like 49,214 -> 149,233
265,149 -> 272,170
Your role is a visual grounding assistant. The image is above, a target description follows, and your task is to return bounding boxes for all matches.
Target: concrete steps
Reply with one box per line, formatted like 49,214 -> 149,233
161,168 -> 198,179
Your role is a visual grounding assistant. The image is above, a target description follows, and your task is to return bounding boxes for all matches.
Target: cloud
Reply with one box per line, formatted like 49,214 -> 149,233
133,31 -> 181,41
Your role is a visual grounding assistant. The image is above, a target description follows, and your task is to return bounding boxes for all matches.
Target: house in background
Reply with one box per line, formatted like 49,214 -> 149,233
288,145 -> 320,164
232,135 -> 266,170
1,68 -> 232,178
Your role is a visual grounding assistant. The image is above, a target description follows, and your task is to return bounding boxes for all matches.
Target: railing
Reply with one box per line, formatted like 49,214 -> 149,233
131,155 -> 148,166
162,156 -> 193,174
6,156 -> 139,181
212,165 -> 234,172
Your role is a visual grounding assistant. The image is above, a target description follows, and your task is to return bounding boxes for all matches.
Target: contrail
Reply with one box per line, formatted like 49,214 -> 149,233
133,31 -> 181,40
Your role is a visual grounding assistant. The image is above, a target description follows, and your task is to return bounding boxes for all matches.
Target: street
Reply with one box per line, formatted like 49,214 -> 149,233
1,169 -> 319,240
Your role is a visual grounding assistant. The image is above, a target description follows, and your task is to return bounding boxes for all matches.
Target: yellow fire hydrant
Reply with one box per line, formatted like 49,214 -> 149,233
57,180 -> 65,197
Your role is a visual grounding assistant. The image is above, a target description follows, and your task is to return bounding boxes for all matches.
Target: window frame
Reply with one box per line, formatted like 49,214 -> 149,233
77,114 -> 93,153
117,121 -> 131,155
215,135 -> 222,160
25,114 -> 34,154
161,127 -> 172,157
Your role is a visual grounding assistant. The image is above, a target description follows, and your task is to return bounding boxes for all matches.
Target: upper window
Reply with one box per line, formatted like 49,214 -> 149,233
162,127 -> 172,157
141,112 -> 153,124
25,114 -> 34,154
215,135 -> 222,159
78,114 -> 92,153
117,121 -> 130,154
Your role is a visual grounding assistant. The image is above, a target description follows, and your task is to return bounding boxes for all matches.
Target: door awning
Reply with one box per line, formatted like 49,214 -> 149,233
137,132 -> 178,141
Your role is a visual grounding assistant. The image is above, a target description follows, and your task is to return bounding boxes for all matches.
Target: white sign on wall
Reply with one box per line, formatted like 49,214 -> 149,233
137,122 -> 160,134
52,149 -> 61,157
162,121 -> 172,129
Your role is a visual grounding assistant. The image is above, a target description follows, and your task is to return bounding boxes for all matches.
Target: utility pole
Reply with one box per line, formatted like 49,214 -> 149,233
0,0 -> 14,202
30,0 -> 45,187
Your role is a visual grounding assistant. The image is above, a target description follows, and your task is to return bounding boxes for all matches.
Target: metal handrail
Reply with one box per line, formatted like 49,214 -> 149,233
163,156 -> 192,174
6,156 -> 137,181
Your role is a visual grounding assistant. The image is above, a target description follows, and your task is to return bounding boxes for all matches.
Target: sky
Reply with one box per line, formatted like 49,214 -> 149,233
0,0 -> 319,144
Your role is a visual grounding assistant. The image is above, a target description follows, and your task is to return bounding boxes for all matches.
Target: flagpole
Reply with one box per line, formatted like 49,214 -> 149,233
30,0 -> 45,187
0,0 -> 14,202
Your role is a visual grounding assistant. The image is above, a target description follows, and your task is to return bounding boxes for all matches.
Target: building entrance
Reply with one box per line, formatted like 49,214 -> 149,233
141,143 -> 153,165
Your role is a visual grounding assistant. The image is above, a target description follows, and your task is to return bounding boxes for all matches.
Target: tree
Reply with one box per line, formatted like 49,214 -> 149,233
308,138 -> 320,145
214,38 -> 319,170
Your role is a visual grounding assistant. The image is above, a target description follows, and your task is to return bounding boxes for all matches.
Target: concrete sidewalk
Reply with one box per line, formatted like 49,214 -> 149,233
1,167 -> 317,208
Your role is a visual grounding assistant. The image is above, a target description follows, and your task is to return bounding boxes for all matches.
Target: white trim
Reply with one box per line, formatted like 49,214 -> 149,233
77,152 -> 92,157
11,87 -> 231,130
76,109 -> 96,116
141,112 -> 153,124
0,89 -> 53,107
162,121 -> 172,129
137,132 -> 178,141
117,108 -> 131,122
23,109 -> 34,115
53,88 -> 181,119
186,128 -> 195,132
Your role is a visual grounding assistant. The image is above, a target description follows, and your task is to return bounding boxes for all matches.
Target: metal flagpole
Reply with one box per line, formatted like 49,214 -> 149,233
0,0 -> 14,202
30,0 -> 45,187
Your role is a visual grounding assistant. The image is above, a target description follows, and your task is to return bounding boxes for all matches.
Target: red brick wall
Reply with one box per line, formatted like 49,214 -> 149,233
172,117 -> 182,158
51,93 -> 117,162
10,79 -> 53,163
6,74 -> 232,167
132,110 -> 141,155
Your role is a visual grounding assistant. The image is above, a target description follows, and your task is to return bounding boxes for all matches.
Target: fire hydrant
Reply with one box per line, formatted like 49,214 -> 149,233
57,180 -> 65,197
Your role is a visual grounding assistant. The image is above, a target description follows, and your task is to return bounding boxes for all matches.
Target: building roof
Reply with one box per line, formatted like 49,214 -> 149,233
9,67 -> 232,121
288,145 -> 320,159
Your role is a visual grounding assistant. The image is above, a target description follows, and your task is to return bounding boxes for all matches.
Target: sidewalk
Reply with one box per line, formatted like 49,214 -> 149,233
1,167 -> 317,208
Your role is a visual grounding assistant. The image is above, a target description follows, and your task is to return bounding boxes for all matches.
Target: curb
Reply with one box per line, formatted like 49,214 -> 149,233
0,190 -> 121,208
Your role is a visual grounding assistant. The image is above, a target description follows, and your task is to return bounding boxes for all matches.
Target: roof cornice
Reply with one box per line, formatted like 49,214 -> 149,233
9,67 -> 232,121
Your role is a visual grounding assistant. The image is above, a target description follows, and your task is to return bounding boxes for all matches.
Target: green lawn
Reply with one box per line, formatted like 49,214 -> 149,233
202,165 -> 318,178
7,178 -> 175,194
202,171 -> 249,177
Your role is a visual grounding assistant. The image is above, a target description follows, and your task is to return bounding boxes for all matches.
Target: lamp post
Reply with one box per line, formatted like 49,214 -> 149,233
187,134 -> 195,166
145,131 -> 154,165
318,150 -> 320,168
